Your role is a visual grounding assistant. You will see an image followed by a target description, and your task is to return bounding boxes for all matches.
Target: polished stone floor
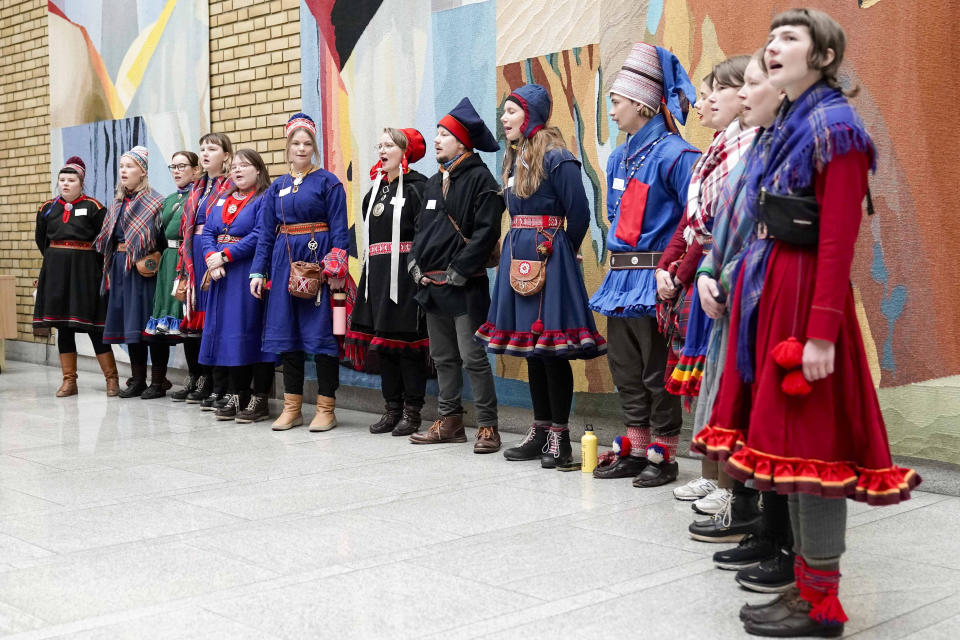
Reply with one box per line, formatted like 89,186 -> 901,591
0,361 -> 958,639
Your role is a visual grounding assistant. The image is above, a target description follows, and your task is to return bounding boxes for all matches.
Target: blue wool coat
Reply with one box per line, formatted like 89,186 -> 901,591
199,194 -> 275,366
251,169 -> 349,356
588,114 -> 700,318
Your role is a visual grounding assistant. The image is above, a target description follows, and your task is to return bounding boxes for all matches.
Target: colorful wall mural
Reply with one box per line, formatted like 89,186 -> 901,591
47,0 -> 210,200
300,0 -> 960,403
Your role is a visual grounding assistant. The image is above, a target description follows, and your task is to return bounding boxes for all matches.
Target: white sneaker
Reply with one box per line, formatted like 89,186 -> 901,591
692,488 -> 732,515
673,477 -> 718,501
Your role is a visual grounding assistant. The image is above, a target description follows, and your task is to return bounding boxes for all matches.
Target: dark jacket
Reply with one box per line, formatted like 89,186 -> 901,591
409,153 -> 504,321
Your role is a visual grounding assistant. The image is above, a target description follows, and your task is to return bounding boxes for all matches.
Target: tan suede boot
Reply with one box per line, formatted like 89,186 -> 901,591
96,351 -> 120,397
309,395 -> 337,432
56,353 -> 79,397
271,393 -> 303,431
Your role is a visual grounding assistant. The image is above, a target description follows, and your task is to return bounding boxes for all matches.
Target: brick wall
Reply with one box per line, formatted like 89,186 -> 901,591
210,0 -> 302,176
0,0 -> 50,342
0,0 -> 302,343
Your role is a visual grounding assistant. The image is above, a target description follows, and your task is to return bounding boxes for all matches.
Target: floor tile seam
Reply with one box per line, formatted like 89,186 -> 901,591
594,557 -> 719,597
845,495 -> 957,530
852,548 -> 960,575
0,454 -> 68,476
843,592 -> 960,639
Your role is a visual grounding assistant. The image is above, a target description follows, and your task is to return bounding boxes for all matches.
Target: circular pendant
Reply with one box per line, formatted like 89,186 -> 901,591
64,202 -> 73,211
372,202 -> 385,217
227,204 -> 238,214
293,176 -> 303,186
307,239 -> 319,251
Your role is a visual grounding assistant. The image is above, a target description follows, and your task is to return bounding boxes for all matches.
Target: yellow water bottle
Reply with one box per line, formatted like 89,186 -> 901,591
581,424 -> 598,474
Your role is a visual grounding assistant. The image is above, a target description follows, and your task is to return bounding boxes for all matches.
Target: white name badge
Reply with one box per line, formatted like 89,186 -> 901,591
612,177 -> 626,191
74,208 -> 87,216
278,187 -> 291,197
507,176 -> 515,188
426,199 -> 436,210
216,198 -> 226,206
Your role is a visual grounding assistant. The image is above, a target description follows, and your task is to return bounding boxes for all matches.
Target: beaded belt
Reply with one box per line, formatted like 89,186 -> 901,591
167,239 -> 181,249
193,224 -> 204,235
116,242 -> 127,253
280,222 -> 329,235
512,215 -> 564,229
367,241 -> 412,256
217,234 -> 241,244
609,251 -> 662,270
49,240 -> 93,251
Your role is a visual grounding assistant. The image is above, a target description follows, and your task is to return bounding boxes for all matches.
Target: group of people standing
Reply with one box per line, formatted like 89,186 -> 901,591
32,8 -> 919,637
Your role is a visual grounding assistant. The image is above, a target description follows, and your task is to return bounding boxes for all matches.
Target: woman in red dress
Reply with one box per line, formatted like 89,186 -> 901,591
692,9 -> 920,637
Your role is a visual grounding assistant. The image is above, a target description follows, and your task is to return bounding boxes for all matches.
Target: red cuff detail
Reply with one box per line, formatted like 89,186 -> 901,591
806,306 -> 843,343
222,247 -> 232,262
204,251 -> 216,259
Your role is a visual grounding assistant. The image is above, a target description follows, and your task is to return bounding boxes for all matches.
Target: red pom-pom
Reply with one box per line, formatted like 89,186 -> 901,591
531,319 -> 544,335
613,435 -> 631,457
772,337 -> 804,369
781,369 -> 812,396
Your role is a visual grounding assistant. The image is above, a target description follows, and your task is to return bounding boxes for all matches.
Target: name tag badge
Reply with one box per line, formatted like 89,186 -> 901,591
507,176 -> 515,188
278,187 -> 291,197
74,208 -> 87,216
426,199 -> 436,210
612,177 -> 626,191
216,198 -> 226,206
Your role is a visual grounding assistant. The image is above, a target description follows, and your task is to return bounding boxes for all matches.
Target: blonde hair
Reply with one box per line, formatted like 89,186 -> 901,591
285,127 -> 320,166
501,126 -> 566,199
114,161 -> 150,199
199,132 -> 234,175
383,127 -> 408,151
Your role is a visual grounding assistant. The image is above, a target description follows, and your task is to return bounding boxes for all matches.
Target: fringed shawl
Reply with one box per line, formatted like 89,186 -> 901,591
94,187 -> 164,293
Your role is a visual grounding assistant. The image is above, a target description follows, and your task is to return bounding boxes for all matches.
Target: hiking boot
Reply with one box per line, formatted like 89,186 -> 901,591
391,404 -> 422,436
370,402 -> 403,434
540,429 -> 572,469
185,375 -> 211,403
409,414 -> 466,444
503,424 -> 548,461
474,426 -> 501,454
235,394 -> 270,423
170,375 -> 197,402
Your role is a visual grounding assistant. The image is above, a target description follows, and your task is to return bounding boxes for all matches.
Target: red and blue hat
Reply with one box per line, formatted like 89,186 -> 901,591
438,97 -> 499,153
285,112 -> 317,139
505,83 -> 551,138
60,156 -> 86,182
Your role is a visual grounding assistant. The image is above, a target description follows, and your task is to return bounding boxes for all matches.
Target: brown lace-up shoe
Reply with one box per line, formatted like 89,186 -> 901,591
474,426 -> 501,454
409,414 -> 466,444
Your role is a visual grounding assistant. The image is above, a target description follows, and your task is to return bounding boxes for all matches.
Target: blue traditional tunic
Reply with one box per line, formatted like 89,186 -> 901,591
477,148 -> 606,358
103,200 -> 158,344
199,193 -> 275,366
588,114 -> 700,318
251,169 -> 349,356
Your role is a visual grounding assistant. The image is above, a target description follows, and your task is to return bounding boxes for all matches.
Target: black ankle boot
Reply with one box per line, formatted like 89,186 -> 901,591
216,393 -> 247,421
391,404 -> 422,436
186,375 -> 211,404
140,383 -> 167,400
235,394 -> 270,423
370,402 -> 403,434
170,375 -> 197,402
540,429 -> 572,469
118,379 -> 147,398
503,425 -> 549,461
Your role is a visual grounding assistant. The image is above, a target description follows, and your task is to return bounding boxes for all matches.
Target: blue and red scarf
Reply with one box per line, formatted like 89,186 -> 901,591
735,81 -> 875,383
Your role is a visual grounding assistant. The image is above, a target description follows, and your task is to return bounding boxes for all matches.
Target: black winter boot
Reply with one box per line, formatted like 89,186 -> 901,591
540,428 -> 573,469
391,404 -> 422,436
170,375 -> 197,402
370,402 -> 403,434
503,424 -> 549,461
186,375 -> 211,404
118,362 -> 148,398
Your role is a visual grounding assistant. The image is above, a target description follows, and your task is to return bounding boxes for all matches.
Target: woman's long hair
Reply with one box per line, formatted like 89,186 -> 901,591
223,148 -> 271,197
500,126 -> 566,199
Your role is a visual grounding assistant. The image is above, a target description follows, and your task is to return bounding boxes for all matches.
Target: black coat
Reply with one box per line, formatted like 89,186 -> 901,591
352,170 -> 427,334
409,154 -> 504,322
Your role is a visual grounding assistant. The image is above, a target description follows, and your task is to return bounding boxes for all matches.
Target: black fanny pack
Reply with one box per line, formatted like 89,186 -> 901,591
757,188 -> 819,246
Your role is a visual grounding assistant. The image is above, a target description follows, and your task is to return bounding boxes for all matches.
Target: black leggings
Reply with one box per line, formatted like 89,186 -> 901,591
228,362 -> 276,396
380,352 -> 428,408
127,343 -> 170,383
281,351 -> 339,397
57,329 -> 111,355
527,356 -> 574,425
182,337 -> 202,376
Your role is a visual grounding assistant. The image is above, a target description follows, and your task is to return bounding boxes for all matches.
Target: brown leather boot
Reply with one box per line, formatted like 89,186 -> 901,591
56,353 -> 79,397
409,414 -> 466,444
272,393 -> 304,431
309,395 -> 337,432
96,351 -> 120,397
474,426 -> 501,454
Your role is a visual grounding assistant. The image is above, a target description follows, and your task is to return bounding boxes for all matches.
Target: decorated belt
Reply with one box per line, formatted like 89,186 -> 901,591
49,240 -> 93,251
280,222 -> 329,235
116,242 -> 127,253
193,224 -> 204,235
609,251 -> 662,270
367,241 -> 413,256
167,239 -> 181,249
217,234 -> 242,244
512,215 -> 564,229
